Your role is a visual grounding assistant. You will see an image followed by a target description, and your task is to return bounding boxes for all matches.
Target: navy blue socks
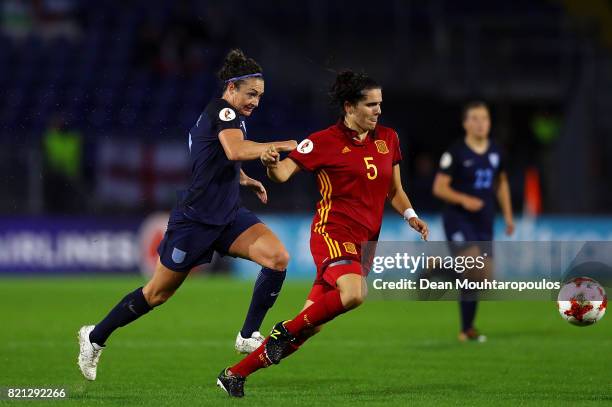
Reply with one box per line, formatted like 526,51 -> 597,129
240,268 -> 286,337
459,296 -> 478,332
89,287 -> 152,346
89,269 -> 286,345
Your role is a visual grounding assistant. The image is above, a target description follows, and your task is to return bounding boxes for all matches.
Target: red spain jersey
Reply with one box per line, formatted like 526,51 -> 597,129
288,121 -> 402,262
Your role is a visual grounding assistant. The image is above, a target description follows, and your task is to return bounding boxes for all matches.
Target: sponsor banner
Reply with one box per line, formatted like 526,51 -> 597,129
0,213 -> 204,276
0,216 -> 167,275
0,217 -> 142,273
1,215 -> 612,277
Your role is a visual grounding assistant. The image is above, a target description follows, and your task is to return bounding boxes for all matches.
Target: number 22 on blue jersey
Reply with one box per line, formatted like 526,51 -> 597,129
474,168 -> 493,189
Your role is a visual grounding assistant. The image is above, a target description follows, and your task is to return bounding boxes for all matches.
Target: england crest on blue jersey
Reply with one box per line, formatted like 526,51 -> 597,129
489,152 -> 499,168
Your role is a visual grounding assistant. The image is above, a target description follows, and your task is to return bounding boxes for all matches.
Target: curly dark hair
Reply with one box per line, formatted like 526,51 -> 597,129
329,70 -> 381,116
217,49 -> 263,90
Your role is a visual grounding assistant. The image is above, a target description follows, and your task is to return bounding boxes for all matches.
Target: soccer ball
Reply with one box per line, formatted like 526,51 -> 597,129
557,277 -> 607,326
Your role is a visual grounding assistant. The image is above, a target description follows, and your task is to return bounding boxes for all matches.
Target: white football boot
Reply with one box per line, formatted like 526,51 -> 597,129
458,328 -> 487,343
234,331 -> 264,354
77,325 -> 104,380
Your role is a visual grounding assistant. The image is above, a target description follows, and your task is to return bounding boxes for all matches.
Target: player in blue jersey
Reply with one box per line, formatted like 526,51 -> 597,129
432,101 -> 514,342
77,49 -> 298,380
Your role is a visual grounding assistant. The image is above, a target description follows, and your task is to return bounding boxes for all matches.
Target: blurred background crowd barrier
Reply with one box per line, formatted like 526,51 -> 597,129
2,214 -> 612,278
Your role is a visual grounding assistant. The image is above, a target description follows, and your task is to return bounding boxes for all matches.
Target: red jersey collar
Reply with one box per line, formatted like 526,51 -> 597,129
336,119 -> 378,146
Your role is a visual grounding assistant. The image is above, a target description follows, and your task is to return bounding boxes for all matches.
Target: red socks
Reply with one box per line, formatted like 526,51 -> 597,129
230,337 -> 271,377
229,289 -> 346,378
284,289 -> 345,335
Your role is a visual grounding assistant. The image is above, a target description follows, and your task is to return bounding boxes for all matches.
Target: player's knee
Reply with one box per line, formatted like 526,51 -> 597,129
267,248 -> 290,270
340,290 -> 366,310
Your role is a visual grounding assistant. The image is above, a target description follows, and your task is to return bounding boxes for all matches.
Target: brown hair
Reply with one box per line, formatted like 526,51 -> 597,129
462,101 -> 490,121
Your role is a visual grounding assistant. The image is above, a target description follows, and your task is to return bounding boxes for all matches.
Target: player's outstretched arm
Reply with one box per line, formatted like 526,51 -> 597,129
260,146 -> 300,183
495,171 -> 514,235
239,169 -> 268,204
388,164 -> 429,240
432,172 -> 484,212
219,128 -> 297,161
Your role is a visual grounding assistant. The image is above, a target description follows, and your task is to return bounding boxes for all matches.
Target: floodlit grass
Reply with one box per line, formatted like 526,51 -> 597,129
1,276 -> 610,406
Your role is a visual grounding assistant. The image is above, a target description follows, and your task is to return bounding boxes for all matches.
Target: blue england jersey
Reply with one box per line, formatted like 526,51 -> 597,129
178,98 -> 247,225
438,139 -> 505,230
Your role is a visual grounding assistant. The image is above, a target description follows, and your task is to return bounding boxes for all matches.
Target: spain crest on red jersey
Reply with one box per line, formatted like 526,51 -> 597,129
375,140 -> 389,154
343,242 -> 358,254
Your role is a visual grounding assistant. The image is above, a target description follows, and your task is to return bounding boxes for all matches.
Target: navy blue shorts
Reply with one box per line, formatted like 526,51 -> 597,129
157,206 -> 261,272
443,214 -> 492,242
443,214 -> 493,256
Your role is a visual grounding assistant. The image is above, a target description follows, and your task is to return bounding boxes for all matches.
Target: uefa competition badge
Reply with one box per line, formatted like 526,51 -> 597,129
297,139 -> 313,154
219,108 -> 236,122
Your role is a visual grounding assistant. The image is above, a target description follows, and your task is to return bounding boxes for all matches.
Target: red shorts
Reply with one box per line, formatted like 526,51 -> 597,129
306,231 -> 374,301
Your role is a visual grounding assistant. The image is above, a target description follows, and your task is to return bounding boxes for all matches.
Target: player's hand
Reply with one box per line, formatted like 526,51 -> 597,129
460,195 -> 484,212
260,146 -> 280,168
408,217 -> 429,241
241,177 -> 268,204
505,219 -> 515,236
276,140 -> 298,152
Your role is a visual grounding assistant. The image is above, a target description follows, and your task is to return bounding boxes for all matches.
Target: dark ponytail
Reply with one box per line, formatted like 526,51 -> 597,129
217,49 -> 263,90
329,70 -> 380,116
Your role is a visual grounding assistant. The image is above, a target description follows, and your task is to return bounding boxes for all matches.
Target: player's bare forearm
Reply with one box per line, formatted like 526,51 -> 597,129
266,158 -> 299,183
496,173 -> 513,222
230,140 -> 296,161
388,164 -> 413,213
432,173 -> 469,205
387,172 -> 429,240
389,188 -> 413,216
239,169 -> 251,185
433,183 -> 463,205
219,130 -> 297,161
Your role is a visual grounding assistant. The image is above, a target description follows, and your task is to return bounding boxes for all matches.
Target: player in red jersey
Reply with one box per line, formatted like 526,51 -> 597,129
216,71 -> 429,397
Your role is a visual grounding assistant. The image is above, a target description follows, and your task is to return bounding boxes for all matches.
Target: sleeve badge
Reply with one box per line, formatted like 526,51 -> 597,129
219,108 -> 236,122
440,152 -> 452,169
297,139 -> 314,154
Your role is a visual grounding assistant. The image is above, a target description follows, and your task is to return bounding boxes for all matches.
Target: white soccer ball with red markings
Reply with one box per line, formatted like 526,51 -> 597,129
557,277 -> 607,326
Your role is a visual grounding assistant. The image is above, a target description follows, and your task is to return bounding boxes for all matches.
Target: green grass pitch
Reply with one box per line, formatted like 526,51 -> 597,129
1,276 -> 610,406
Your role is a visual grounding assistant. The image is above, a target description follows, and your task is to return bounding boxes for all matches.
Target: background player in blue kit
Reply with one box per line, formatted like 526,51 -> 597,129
433,101 -> 514,342
77,49 -> 298,380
